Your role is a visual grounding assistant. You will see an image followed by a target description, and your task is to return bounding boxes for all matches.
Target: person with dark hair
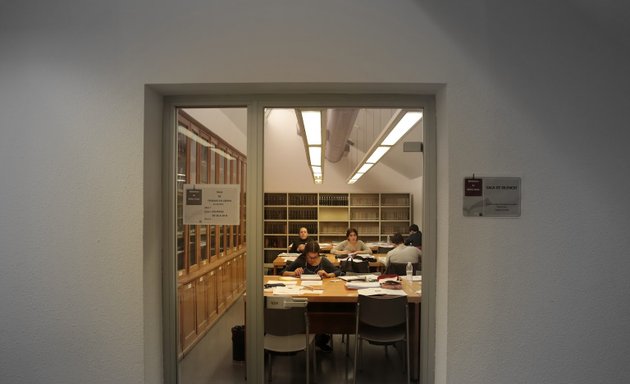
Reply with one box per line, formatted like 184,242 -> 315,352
282,241 -> 339,352
288,226 -> 311,253
331,228 -> 372,256
385,232 -> 421,267
283,241 -> 340,278
404,224 -> 422,247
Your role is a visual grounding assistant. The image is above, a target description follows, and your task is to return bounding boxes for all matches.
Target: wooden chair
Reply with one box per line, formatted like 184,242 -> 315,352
353,294 -> 410,384
264,298 -> 316,383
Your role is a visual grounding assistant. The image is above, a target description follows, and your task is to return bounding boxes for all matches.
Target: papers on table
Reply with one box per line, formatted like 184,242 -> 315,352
300,274 -> 321,281
267,279 -> 297,285
271,286 -> 303,295
278,252 -> 300,262
269,284 -> 323,296
358,288 -> 407,296
300,280 -> 322,287
345,281 -> 380,289
338,273 -> 379,282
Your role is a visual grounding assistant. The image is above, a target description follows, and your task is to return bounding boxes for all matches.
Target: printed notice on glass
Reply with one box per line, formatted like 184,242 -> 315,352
463,177 -> 521,217
183,184 -> 240,225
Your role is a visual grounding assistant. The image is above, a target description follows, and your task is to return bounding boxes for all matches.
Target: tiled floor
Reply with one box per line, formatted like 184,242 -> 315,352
179,296 -> 413,383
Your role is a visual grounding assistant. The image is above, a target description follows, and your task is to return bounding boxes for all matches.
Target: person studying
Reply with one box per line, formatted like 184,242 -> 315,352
330,228 -> 373,256
283,241 -> 341,278
404,224 -> 422,247
288,226 -> 312,253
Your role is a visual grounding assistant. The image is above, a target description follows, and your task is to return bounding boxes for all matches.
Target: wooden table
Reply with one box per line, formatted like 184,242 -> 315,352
271,253 -> 386,275
263,275 -> 421,379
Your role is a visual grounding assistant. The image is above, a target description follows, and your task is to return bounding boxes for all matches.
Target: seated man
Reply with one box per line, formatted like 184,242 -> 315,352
288,226 -> 312,253
385,232 -> 422,267
404,224 -> 422,247
283,241 -> 340,352
283,241 -> 341,278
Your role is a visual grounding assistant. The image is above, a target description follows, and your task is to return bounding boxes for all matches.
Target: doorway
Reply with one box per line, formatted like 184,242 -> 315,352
161,92 -> 436,384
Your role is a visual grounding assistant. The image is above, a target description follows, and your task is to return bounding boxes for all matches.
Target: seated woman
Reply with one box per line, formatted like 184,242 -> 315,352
331,228 -> 373,256
288,226 -> 311,253
283,241 -> 341,278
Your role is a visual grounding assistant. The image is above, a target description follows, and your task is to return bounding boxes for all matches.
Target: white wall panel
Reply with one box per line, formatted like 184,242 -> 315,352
1,1 -> 629,383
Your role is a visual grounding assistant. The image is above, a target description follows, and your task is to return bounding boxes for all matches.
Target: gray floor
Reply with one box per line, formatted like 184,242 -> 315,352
179,296 -> 413,383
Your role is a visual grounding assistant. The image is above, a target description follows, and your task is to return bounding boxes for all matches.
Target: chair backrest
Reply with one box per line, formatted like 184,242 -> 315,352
264,302 -> 308,336
341,259 -> 370,274
385,262 -> 420,276
357,295 -> 407,328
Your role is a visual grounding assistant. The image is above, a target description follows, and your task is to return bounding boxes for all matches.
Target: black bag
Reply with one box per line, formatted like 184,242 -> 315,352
340,257 -> 370,274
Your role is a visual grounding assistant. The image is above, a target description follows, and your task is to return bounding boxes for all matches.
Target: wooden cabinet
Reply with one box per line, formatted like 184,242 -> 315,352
179,282 -> 197,351
176,110 -> 247,277
263,192 -> 412,262
176,109 -> 247,357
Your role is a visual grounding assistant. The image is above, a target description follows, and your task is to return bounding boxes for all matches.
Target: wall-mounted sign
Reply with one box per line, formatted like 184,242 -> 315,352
463,176 -> 521,217
183,184 -> 240,225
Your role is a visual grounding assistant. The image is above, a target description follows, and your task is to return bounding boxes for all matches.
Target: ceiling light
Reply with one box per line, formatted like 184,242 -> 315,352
178,125 -> 235,160
297,109 -> 326,184
381,111 -> 423,146
347,109 -> 422,184
301,111 -> 322,145
309,147 -> 322,166
366,146 -> 390,164
358,163 -> 374,173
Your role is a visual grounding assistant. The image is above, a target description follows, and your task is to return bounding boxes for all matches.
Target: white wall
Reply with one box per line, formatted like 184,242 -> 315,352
1,1 -> 629,384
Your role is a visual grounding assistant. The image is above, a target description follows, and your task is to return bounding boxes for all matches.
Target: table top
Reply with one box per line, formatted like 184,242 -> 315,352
263,275 -> 421,304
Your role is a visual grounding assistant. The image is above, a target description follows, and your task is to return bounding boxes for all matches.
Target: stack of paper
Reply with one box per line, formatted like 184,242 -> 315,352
345,281 -> 380,289
300,274 -> 321,281
278,252 -> 300,262
300,280 -> 323,287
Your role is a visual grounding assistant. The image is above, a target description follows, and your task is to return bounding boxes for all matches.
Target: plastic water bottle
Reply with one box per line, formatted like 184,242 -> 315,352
406,262 -> 413,281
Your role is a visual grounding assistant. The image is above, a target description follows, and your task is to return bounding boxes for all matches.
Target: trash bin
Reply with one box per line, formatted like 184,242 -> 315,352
231,325 -> 245,361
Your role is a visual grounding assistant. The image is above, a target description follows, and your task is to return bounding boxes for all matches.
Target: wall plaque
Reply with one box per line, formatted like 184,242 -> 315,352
463,176 -> 521,217
183,184 -> 240,225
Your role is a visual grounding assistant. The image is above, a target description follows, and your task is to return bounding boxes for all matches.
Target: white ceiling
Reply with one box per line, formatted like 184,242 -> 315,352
187,107 -> 424,180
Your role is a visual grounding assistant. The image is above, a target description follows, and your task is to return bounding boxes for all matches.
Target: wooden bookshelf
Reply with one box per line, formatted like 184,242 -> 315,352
263,192 -> 412,262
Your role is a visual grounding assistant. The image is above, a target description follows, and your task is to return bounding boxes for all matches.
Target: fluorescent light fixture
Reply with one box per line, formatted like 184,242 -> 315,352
358,163 -> 374,173
309,147 -> 322,166
178,125 -> 211,147
210,146 -> 235,160
366,146 -> 390,164
178,125 -> 235,160
301,111 -> 322,145
347,109 -> 422,184
381,111 -> 423,146
297,109 -> 326,184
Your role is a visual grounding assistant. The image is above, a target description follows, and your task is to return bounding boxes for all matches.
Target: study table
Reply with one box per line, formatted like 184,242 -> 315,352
271,253 -> 387,275
263,274 -> 422,379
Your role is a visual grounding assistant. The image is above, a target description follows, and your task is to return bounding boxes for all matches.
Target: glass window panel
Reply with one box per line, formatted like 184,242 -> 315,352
200,146 -> 208,184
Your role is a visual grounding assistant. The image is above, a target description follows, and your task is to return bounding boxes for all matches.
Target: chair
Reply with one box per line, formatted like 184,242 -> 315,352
353,295 -> 410,384
341,258 -> 371,274
264,297 -> 316,383
385,261 -> 421,276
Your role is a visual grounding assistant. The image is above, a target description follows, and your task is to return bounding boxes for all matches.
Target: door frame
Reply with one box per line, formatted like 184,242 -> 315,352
160,89 -> 437,384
